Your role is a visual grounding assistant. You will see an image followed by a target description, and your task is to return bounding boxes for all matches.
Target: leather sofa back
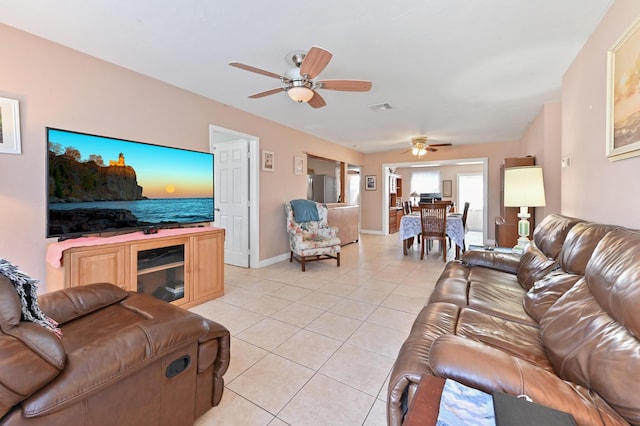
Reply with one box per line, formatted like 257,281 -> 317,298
557,222 -> 620,275
532,214 -> 582,259
516,214 -> 582,291
540,228 -> 640,424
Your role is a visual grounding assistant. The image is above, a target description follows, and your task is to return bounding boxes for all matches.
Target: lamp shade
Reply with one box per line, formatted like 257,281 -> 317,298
503,166 -> 546,207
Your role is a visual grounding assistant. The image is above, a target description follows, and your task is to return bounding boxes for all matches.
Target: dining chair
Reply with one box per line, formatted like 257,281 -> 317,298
402,201 -> 411,215
461,201 -> 470,251
419,204 -> 448,262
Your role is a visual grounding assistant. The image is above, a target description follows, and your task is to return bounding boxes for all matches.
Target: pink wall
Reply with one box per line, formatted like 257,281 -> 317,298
520,102 -> 562,223
0,24 -> 363,284
562,0 -> 640,226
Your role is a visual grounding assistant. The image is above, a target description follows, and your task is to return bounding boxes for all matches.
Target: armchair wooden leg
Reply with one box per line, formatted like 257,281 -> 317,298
337,252 -> 340,267
301,256 -> 306,272
290,251 -> 294,263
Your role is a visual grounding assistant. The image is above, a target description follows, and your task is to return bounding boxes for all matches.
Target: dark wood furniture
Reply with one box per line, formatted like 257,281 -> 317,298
403,375 -> 446,426
389,207 -> 403,233
496,156 -> 535,248
420,204 -> 449,262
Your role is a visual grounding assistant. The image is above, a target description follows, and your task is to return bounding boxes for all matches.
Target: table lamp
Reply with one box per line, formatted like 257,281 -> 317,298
410,191 -> 419,206
503,166 -> 546,254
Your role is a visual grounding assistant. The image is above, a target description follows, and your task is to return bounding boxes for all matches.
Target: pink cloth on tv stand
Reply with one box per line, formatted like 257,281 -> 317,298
46,226 -> 220,268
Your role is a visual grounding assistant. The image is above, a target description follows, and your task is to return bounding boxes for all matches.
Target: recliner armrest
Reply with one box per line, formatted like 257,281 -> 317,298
39,283 -> 129,325
429,335 -> 626,426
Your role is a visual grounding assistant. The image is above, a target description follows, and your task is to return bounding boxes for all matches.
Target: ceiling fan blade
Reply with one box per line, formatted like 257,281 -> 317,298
317,80 -> 372,92
426,147 -> 438,152
427,143 -> 453,147
229,62 -> 284,80
248,87 -> 285,99
300,47 -> 333,79
308,90 -> 327,108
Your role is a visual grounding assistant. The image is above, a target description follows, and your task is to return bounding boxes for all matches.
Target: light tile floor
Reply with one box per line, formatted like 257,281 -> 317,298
192,231 -> 482,425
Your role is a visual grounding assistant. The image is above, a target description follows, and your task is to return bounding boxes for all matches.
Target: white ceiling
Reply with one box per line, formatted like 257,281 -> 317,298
0,0 -> 613,153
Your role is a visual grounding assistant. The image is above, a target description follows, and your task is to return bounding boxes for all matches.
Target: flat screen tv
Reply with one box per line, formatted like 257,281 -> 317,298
47,128 -> 214,239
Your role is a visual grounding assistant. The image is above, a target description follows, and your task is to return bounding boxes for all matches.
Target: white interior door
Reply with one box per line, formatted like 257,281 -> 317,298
212,138 -> 249,267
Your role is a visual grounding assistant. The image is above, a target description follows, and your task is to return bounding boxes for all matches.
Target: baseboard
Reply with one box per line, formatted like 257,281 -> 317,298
256,253 -> 290,268
359,229 -> 385,235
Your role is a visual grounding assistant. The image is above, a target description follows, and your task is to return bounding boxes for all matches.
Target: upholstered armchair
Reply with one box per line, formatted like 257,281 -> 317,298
284,200 -> 341,272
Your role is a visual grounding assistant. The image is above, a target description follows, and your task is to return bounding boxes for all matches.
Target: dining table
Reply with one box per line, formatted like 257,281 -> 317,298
399,212 -> 465,258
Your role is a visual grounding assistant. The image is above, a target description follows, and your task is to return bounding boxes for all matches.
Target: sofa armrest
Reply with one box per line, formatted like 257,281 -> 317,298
429,335 -> 627,425
317,226 -> 338,239
460,250 -> 520,274
195,319 -> 231,408
39,283 -> 129,325
0,323 -> 65,418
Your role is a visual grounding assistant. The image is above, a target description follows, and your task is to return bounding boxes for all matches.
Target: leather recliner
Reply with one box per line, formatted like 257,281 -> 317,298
0,281 -> 230,426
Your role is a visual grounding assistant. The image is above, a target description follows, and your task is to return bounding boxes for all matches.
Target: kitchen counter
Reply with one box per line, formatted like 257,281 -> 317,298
326,204 -> 359,245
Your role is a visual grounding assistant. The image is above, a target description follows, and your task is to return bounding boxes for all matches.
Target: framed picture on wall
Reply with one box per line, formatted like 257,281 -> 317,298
365,175 -> 377,191
606,15 -> 640,161
442,180 -> 452,197
0,97 -> 21,155
262,150 -> 275,172
294,156 -> 305,175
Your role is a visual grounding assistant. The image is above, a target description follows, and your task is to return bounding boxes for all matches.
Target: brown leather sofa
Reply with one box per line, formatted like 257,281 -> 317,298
0,281 -> 230,426
388,214 -> 640,425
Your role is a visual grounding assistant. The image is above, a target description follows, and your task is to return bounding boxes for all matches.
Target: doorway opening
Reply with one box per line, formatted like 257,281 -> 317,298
457,172 -> 484,246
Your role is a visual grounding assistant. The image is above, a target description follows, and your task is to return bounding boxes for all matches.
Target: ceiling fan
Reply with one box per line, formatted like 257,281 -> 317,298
229,46 -> 372,108
405,136 -> 452,157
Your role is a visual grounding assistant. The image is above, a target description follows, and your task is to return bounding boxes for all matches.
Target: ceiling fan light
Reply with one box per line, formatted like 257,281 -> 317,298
411,147 -> 419,156
288,86 -> 314,103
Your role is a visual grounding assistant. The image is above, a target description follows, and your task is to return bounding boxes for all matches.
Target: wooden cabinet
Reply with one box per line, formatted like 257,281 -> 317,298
47,228 -> 225,308
65,245 -> 128,289
496,156 -> 535,248
191,230 -> 225,302
389,174 -> 403,208
389,208 -> 403,234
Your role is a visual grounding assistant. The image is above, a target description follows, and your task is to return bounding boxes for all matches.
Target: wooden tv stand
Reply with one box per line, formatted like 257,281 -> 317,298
46,227 -> 225,309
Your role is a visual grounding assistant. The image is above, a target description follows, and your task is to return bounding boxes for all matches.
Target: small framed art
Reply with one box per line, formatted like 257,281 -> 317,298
365,175 -> 377,191
262,150 -> 275,172
442,180 -> 452,197
294,156 -> 305,175
0,97 -> 21,155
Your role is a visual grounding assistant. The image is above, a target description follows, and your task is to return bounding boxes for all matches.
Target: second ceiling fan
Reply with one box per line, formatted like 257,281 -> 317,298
406,136 -> 452,157
229,46 -> 372,108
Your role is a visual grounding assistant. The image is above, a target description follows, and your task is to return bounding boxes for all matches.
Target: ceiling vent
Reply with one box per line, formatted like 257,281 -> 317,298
368,102 -> 392,111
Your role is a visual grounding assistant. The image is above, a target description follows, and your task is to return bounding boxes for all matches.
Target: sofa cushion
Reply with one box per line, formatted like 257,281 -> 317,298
522,271 -> 582,322
516,241 -> 557,290
540,229 -> 640,425
532,214 -> 582,259
430,261 -> 535,326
